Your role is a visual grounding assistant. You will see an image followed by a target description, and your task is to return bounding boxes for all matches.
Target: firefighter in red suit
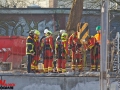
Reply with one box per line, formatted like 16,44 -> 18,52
31,30 -> 40,73
87,26 -> 101,71
87,36 -> 97,71
68,32 -> 83,72
94,26 -> 101,71
47,31 -> 54,72
41,30 -> 54,73
55,32 -> 68,73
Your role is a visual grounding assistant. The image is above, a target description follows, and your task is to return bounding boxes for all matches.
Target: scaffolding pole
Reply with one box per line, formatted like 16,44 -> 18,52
100,0 -> 109,90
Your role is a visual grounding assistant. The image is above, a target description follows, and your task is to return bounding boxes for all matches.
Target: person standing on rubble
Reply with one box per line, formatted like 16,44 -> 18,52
26,30 -> 35,73
55,32 -> 68,73
31,30 -> 40,73
41,30 -> 54,73
68,32 -> 83,73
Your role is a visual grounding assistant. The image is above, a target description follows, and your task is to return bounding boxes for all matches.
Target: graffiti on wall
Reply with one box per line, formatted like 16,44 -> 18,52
0,17 -> 60,37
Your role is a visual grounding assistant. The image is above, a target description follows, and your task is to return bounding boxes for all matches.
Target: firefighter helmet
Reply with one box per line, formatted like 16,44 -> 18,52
29,30 -> 34,36
46,30 -> 51,36
96,26 -> 101,31
44,29 -> 49,34
48,30 -> 52,34
61,32 -> 68,40
60,30 -> 66,34
34,30 -> 40,36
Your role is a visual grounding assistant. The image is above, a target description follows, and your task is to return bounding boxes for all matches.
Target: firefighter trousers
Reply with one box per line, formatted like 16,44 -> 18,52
43,50 -> 53,73
71,51 -> 83,71
31,55 -> 39,71
90,44 -> 100,71
57,58 -> 66,73
27,54 -> 33,73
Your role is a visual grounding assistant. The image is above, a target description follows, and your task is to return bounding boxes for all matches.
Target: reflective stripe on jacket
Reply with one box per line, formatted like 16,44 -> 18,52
26,36 -> 34,54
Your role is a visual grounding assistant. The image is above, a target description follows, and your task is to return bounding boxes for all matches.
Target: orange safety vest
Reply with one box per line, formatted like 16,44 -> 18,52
94,33 -> 100,44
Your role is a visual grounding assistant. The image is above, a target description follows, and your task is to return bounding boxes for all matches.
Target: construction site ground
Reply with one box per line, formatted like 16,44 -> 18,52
0,59 -> 119,90
0,61 -> 118,78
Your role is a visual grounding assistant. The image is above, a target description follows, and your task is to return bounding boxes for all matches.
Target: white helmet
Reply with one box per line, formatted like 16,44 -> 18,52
44,29 -> 49,34
60,30 -> 66,34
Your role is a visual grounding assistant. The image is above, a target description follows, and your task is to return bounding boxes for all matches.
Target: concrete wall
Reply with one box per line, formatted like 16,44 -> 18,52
0,74 -> 119,90
0,9 -> 120,39
0,9 -> 100,38
0,14 -> 67,37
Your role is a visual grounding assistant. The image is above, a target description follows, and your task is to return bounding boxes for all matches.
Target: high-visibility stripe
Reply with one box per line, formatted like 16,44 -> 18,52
48,67 -> 52,70
71,65 -> 75,67
26,43 -> 33,44
57,68 -> 62,72
62,69 -> 66,73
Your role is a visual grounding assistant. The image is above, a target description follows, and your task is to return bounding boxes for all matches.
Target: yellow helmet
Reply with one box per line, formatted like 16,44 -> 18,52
34,30 -> 40,36
61,32 -> 68,40
49,31 -> 52,34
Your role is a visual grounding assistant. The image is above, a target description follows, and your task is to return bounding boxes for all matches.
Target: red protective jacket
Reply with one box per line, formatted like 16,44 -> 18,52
68,32 -> 81,52
34,37 -> 40,55
56,39 -> 68,55
41,35 -> 54,51
87,37 -> 97,49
